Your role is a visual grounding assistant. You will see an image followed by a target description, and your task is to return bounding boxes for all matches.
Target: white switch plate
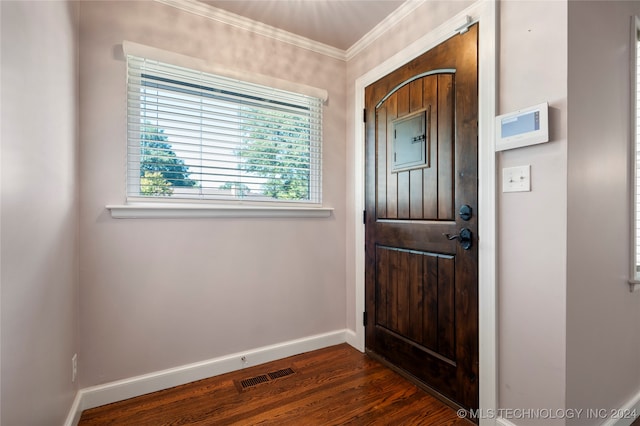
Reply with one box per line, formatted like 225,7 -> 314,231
503,165 -> 531,192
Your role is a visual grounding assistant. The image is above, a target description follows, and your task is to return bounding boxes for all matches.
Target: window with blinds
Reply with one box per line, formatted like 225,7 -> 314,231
126,56 -> 323,204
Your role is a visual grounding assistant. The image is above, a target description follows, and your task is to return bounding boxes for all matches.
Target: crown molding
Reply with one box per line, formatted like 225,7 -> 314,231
153,0 -> 426,62
345,0 -> 427,61
153,0 -> 347,60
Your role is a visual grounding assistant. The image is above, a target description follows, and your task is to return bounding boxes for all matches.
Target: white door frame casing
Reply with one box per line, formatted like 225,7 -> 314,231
348,1 -> 497,423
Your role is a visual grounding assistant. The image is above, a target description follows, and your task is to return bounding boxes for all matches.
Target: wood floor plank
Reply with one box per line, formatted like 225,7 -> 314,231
229,369 -> 394,424
79,344 -> 472,425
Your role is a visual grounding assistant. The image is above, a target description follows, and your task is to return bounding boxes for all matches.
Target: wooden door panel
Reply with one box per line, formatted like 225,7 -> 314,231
365,24 -> 478,410
376,73 -> 454,222
423,76 -> 439,219
437,74 -> 455,221
374,246 -> 457,362
437,256 -> 455,360
375,221 -> 457,254
376,106 -> 387,218
397,171 -> 410,218
422,254 -> 439,351
409,169 -> 423,219
407,250 -> 423,343
374,328 -> 457,399
397,84 -> 410,117
386,95 -> 398,219
409,80 -> 424,112
375,247 -> 389,329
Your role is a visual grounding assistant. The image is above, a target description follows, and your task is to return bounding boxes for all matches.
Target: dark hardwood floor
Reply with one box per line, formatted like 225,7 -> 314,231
80,343 -> 472,425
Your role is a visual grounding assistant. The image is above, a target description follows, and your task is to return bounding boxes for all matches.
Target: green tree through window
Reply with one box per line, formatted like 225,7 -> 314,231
139,124 -> 196,195
238,109 -> 311,200
140,171 -> 173,196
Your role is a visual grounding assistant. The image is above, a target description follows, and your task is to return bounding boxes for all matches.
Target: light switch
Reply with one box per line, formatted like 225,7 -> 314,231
502,165 -> 531,192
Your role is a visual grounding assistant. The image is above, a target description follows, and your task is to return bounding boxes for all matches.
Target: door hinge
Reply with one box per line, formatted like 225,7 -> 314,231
363,311 -> 368,327
363,210 -> 366,224
363,108 -> 367,123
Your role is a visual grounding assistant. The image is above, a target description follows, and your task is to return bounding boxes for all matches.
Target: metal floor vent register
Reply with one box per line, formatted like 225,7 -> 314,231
236,368 -> 296,392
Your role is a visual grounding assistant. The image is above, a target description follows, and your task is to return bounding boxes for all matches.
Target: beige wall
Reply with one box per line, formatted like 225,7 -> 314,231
567,2 -> 640,424
0,1 -> 80,424
78,1 -> 347,387
498,1 -> 568,423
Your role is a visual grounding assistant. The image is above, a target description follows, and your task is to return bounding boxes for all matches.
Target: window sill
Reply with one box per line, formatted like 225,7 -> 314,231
629,279 -> 640,293
106,204 -> 334,219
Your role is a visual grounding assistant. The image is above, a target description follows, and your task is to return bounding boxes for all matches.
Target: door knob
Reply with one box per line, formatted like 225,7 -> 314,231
444,228 -> 473,250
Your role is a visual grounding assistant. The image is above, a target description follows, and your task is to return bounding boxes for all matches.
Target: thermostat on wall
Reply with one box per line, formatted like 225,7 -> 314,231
495,102 -> 549,151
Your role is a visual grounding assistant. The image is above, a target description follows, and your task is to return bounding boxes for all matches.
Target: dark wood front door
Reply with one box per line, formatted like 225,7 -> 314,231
364,24 -> 479,410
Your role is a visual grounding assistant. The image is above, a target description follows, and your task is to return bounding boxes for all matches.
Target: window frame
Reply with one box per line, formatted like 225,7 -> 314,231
127,56 -> 322,205
108,43 -> 332,219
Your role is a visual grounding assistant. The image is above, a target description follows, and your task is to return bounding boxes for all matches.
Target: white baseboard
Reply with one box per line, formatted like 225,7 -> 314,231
496,418 -> 518,426
601,387 -> 640,426
64,329 -> 349,426
345,328 -> 363,352
65,392 -> 84,426
492,389 -> 640,426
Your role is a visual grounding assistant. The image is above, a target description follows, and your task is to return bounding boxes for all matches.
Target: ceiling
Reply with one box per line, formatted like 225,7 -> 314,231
199,0 -> 406,51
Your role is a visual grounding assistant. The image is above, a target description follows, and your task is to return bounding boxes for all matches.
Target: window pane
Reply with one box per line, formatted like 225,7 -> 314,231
126,56 -> 322,204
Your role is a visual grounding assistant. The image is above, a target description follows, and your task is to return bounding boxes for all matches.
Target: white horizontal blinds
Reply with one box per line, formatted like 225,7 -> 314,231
126,55 -> 322,203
